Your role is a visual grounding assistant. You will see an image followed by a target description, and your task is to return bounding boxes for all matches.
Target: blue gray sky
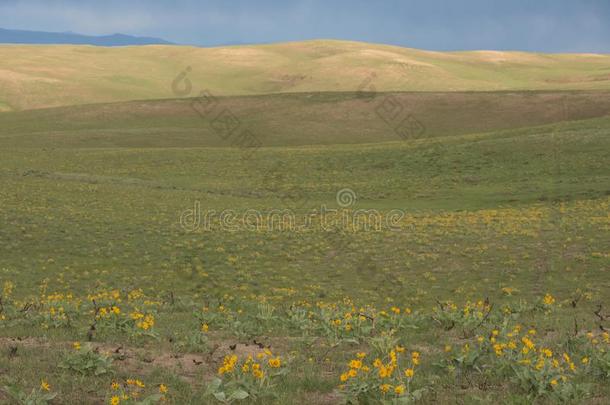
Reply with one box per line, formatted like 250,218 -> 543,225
1,0 -> 609,52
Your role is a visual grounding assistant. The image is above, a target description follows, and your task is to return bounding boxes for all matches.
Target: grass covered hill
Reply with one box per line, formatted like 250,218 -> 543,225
1,40 -> 610,404
1,39 -> 610,111
1,90 -> 610,148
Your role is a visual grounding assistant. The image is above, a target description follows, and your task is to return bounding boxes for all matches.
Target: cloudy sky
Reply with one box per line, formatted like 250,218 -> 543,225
1,0 -> 609,52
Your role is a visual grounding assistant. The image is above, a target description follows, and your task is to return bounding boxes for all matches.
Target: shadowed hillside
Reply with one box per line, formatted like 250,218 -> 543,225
1,90 -> 609,148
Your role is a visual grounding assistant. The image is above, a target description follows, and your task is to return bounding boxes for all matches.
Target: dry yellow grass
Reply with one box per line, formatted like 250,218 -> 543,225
0,39 -> 609,110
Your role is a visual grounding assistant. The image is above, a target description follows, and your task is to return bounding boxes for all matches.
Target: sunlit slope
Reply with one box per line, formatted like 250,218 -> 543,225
1,90 -> 610,148
1,40 -> 610,110
0,115 -> 608,213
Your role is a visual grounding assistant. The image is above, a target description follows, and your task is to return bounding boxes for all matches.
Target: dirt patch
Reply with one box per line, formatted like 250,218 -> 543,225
0,336 -> 51,348
0,337 -> 210,381
306,390 -> 343,405
0,336 -> 277,383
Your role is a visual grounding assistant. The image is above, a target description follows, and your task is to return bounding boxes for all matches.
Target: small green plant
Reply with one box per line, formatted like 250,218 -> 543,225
59,343 -> 114,376
37,292 -> 81,329
367,332 -> 401,358
510,361 -> 590,402
4,380 -> 57,405
205,378 -> 250,404
442,342 -> 486,374
441,323 -> 593,403
205,351 -> 288,403
432,300 -> 492,337
315,303 -> 372,345
376,306 -> 424,333
284,304 -> 316,335
339,347 -> 426,404
175,324 -> 209,353
106,379 -> 167,405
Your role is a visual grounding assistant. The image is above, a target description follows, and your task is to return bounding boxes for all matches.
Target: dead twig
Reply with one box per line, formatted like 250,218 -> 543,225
594,304 -> 608,331
87,299 -> 100,341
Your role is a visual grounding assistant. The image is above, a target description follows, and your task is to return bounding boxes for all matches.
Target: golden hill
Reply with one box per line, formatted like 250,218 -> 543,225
0,39 -> 609,111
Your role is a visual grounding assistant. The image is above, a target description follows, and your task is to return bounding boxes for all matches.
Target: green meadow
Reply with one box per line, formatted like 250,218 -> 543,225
0,42 -> 609,404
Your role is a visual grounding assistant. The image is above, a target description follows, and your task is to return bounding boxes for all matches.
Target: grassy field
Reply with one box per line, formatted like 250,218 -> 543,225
2,90 -> 610,148
1,40 -> 610,110
0,42 -> 609,405
1,94 -> 609,403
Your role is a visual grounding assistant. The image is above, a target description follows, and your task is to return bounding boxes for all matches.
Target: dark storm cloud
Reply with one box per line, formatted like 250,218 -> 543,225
0,0 -> 609,52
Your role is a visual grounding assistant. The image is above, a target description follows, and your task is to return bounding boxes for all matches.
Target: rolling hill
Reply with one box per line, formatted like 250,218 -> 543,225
1,40 -> 610,111
1,37 -> 610,404
1,90 -> 609,148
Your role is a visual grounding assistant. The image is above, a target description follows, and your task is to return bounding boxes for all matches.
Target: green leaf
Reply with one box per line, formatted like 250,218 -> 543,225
209,378 -> 223,390
138,394 -> 163,404
213,391 -> 227,401
42,392 -> 58,401
229,389 -> 249,400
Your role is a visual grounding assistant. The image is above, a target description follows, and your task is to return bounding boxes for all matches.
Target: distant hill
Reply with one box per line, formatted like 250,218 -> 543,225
0,27 -> 173,46
0,39 -> 609,111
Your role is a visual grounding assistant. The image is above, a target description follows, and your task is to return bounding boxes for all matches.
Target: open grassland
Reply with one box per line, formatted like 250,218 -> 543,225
1,40 -> 610,110
0,93 -> 609,404
1,90 -> 610,148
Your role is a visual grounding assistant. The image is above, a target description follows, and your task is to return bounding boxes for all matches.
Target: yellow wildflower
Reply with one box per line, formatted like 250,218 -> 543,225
411,351 -> 420,365
268,357 -> 281,368
349,359 -> 362,369
378,366 -> 389,378
543,294 -> 555,305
